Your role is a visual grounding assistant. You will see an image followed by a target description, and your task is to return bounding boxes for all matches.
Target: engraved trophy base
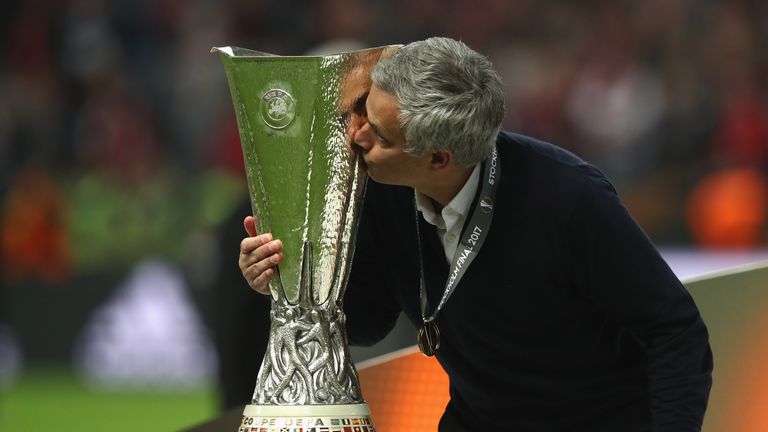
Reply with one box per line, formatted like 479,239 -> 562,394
238,403 -> 374,431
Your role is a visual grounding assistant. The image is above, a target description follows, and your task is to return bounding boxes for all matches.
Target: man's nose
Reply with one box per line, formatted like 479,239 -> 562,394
353,122 -> 372,151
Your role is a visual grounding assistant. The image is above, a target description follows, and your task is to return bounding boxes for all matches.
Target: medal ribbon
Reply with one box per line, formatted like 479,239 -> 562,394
415,145 -> 500,355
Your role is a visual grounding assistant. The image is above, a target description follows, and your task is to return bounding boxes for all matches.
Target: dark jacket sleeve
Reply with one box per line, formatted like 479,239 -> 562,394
343,184 -> 402,347
567,170 -> 713,432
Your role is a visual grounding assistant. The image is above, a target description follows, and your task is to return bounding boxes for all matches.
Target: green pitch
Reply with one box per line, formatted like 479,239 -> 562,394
0,368 -> 217,431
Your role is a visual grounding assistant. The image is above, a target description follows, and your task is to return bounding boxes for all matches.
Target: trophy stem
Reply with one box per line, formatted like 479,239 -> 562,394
252,301 -> 363,405
240,300 -> 374,431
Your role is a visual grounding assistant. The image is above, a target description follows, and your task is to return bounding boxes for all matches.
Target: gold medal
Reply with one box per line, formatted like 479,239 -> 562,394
417,320 -> 440,357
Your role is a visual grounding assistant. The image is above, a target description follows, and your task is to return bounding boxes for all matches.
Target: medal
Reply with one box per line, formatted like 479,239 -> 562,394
418,320 -> 440,357
414,145 -> 500,357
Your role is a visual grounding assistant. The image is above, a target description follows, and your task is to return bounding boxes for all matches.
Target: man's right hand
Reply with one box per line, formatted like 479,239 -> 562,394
239,215 -> 283,295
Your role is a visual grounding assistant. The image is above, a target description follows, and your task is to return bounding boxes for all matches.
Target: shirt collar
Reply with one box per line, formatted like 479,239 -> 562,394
415,163 -> 481,231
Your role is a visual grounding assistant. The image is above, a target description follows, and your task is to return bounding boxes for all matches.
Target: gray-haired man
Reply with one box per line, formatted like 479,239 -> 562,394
239,37 -> 712,431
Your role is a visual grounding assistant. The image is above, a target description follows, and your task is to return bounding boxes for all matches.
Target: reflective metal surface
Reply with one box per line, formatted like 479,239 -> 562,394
214,45 -> 398,407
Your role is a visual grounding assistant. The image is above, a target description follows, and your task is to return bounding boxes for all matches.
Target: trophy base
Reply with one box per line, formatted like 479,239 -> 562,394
238,403 -> 374,431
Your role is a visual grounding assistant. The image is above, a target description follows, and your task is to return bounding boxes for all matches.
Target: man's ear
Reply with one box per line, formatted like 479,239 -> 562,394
430,150 -> 453,170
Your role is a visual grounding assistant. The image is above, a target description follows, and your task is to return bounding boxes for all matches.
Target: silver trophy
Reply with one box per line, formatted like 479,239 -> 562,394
212,45 -> 399,431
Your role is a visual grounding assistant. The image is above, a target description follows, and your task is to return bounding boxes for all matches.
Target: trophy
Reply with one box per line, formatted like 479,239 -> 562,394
212,45 -> 399,432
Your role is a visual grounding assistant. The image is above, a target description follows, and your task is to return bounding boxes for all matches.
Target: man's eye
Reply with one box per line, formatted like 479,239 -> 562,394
376,134 -> 389,146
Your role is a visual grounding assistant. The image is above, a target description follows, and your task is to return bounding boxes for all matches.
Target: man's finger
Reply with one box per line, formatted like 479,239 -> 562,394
242,240 -> 282,268
240,234 -> 274,254
244,215 -> 258,237
252,268 -> 274,295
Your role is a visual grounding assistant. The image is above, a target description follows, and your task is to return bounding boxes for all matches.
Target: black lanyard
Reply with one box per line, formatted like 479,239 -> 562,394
415,145 -> 500,356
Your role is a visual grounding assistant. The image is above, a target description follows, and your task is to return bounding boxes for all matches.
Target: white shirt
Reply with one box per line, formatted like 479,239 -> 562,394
415,164 -> 481,262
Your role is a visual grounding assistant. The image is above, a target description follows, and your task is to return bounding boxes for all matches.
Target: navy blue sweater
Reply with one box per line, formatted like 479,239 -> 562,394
344,132 -> 712,431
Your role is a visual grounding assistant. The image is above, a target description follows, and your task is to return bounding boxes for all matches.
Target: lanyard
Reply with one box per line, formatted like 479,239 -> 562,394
415,145 -> 500,356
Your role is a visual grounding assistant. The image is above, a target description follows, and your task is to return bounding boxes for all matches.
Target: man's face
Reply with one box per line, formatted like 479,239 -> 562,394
352,85 -> 430,187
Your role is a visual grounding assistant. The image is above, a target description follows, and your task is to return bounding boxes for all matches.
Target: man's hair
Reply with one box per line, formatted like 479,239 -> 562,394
371,37 -> 505,166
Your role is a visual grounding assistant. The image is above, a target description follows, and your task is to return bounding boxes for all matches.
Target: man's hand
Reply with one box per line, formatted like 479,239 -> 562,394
239,215 -> 283,295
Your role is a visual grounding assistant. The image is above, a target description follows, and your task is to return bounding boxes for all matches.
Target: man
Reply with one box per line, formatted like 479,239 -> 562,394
239,37 -> 712,431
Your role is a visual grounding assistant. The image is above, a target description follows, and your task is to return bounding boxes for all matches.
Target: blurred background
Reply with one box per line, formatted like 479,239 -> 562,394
1,0 -> 767,430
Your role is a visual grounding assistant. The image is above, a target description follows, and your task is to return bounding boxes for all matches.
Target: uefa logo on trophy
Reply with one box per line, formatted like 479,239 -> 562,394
212,44 -> 399,431
260,89 -> 296,130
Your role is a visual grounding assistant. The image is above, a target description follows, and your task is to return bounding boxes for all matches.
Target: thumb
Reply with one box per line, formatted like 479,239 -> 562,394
243,215 -> 258,237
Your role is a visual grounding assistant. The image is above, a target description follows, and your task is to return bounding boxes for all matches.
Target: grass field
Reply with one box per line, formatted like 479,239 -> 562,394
0,368 -> 218,431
